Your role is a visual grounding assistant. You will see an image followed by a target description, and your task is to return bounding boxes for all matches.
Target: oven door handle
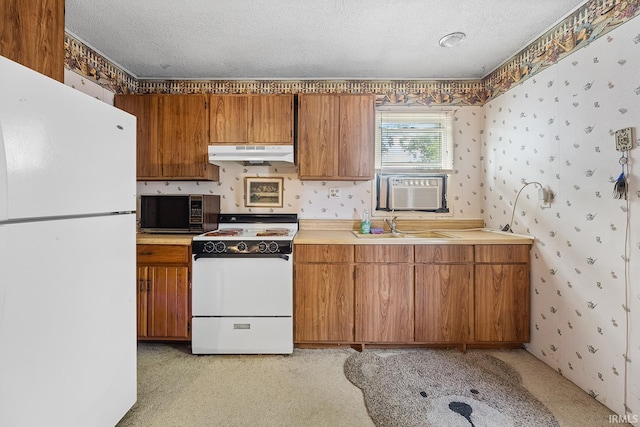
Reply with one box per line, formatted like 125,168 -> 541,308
194,253 -> 290,261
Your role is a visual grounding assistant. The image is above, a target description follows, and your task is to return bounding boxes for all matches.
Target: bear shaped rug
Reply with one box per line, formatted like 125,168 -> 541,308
344,349 -> 559,427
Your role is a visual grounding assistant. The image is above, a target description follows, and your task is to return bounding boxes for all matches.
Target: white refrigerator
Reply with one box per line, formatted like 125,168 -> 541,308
0,56 -> 137,426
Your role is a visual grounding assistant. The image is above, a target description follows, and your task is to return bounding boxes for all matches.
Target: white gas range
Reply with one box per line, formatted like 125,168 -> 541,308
191,213 -> 298,354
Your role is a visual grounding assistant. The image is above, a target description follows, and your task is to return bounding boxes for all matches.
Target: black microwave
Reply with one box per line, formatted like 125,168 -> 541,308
139,194 -> 220,234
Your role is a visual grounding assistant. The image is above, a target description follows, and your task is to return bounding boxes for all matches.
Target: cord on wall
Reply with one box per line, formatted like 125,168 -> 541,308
503,181 -> 548,233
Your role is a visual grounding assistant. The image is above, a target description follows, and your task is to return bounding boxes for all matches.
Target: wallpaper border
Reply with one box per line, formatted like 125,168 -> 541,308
64,0 -> 640,106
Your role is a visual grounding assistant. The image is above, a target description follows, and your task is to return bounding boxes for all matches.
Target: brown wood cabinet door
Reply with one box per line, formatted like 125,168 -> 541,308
294,264 -> 354,342
1,0 -> 64,81
147,265 -> 190,339
136,266 -> 149,337
355,264 -> 414,342
297,94 -> 339,178
114,95 -> 161,179
249,94 -> 293,144
158,95 -> 209,179
338,95 -> 375,180
415,264 -> 472,342
209,95 -> 248,143
475,264 -> 530,342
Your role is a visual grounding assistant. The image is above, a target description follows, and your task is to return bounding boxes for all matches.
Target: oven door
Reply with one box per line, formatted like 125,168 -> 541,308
191,254 -> 293,316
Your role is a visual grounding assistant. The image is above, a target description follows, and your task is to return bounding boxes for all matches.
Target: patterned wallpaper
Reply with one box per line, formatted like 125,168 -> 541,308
483,17 -> 639,420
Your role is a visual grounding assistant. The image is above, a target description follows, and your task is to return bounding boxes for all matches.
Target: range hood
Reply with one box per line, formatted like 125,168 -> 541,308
208,145 -> 295,165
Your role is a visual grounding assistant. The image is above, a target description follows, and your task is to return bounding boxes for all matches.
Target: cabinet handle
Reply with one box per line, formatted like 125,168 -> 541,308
146,279 -> 151,292
138,279 -> 145,291
139,251 -> 153,256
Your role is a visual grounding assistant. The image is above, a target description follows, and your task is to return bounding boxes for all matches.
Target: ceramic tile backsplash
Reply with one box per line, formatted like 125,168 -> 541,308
482,17 -> 639,419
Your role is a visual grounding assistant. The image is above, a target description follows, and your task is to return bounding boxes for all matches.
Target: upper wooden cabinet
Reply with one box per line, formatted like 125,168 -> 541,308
0,0 -> 64,82
209,94 -> 293,145
114,94 -> 219,181
298,94 -> 375,181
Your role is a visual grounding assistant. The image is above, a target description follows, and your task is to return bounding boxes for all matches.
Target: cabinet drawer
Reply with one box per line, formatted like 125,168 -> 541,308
415,245 -> 473,263
295,244 -> 354,263
355,245 -> 413,263
474,245 -> 530,263
137,244 -> 190,264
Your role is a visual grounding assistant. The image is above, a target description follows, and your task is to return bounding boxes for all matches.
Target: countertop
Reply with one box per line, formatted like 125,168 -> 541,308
294,229 -> 534,245
136,233 -> 194,245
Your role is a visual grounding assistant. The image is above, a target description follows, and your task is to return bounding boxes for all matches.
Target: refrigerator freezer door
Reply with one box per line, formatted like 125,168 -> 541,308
0,214 -> 137,427
0,56 -> 136,222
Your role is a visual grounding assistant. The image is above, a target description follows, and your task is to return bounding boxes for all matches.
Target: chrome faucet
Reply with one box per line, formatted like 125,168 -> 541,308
385,216 -> 398,234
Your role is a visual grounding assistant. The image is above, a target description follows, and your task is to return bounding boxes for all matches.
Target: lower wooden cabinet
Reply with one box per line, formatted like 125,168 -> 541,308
474,245 -> 530,343
136,244 -> 191,340
293,242 -> 531,347
294,245 -> 354,342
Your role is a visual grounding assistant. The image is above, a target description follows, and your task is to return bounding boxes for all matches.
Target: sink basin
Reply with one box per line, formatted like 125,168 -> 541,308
352,231 -> 455,239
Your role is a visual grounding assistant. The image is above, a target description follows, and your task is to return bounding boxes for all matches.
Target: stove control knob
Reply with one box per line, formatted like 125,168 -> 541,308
215,241 -> 226,253
268,241 -> 279,253
203,241 -> 215,253
237,241 -> 248,252
258,241 -> 268,253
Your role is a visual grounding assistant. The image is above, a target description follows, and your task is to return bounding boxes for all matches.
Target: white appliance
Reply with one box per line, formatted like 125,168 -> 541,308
208,144 -> 295,165
0,57 -> 137,426
191,213 -> 297,354
388,175 -> 444,210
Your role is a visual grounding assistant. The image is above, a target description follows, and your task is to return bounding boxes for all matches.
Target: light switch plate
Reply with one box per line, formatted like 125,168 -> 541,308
615,127 -> 635,151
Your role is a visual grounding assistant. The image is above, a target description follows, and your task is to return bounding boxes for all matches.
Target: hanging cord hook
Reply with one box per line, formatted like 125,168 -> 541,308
613,154 -> 628,200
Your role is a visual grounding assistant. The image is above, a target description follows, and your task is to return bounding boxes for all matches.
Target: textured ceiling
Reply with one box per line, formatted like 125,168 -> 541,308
64,0 -> 588,80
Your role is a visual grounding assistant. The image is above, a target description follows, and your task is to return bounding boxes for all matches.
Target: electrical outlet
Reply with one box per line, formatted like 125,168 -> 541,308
540,189 -> 552,209
329,188 -> 341,198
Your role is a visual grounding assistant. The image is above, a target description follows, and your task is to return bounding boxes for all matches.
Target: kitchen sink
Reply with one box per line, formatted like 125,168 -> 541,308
351,231 -> 455,239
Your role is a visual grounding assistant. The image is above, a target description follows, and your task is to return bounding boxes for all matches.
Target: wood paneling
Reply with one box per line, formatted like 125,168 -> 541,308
415,264 -> 472,342
475,244 -> 530,263
355,264 -> 414,342
1,0 -> 64,81
147,266 -> 190,339
415,245 -> 474,263
294,244 -> 354,263
114,95 -> 160,178
249,95 -> 293,144
297,94 -> 339,177
474,264 -> 530,342
338,95 -> 375,179
294,264 -> 354,342
209,95 -> 248,143
355,244 -> 413,263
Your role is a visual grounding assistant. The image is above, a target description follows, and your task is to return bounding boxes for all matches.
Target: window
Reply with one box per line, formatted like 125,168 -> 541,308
375,110 -> 453,172
374,110 -> 454,213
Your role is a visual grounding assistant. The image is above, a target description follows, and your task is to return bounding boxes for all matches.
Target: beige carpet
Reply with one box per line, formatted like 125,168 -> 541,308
117,343 -> 626,427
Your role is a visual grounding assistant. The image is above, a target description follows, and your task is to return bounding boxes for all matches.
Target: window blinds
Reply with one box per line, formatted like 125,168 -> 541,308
375,110 -> 453,172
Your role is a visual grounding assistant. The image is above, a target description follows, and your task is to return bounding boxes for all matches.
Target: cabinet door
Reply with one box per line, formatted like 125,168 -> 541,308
250,95 -> 293,144
294,264 -> 354,342
209,95 -> 248,143
157,95 -> 210,179
338,95 -> 375,180
147,265 -> 190,339
297,94 -> 339,179
136,266 -> 150,337
0,0 -> 64,81
355,264 -> 414,342
415,264 -> 472,342
475,264 -> 529,342
114,95 -> 161,179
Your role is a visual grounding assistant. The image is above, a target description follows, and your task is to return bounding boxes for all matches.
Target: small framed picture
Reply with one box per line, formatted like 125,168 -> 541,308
244,177 -> 284,207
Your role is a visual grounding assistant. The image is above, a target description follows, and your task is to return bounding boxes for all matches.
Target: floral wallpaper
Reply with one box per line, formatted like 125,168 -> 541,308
483,17 -> 639,421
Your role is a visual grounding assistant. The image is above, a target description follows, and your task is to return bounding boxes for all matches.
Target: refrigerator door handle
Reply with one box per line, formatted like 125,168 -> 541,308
0,121 -> 8,222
